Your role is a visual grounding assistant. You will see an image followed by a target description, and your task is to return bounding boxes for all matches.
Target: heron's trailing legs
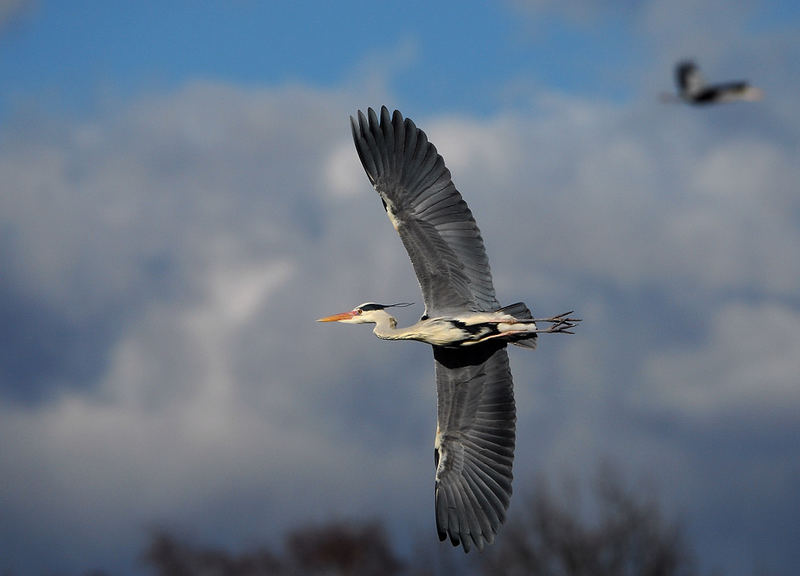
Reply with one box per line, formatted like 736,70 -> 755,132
531,311 -> 581,334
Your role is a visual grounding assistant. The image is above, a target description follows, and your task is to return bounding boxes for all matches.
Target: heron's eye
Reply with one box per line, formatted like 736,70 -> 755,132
354,309 -> 363,315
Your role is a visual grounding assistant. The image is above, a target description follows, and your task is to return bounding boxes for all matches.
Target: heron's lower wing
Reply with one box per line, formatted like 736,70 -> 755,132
433,343 -> 516,552
351,107 -> 499,316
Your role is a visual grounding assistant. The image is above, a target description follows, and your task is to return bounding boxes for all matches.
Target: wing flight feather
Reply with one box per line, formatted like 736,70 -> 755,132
351,106 -> 500,316
433,343 -> 516,552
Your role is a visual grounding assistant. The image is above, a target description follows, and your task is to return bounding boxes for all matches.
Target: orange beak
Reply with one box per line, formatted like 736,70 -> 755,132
317,311 -> 357,322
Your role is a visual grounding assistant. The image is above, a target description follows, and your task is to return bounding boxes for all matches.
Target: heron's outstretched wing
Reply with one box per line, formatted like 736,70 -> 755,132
433,343 -> 516,552
676,60 -> 704,97
351,106 -> 499,316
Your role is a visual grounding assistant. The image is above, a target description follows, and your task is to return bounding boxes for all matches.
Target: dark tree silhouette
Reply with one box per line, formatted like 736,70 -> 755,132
141,469 -> 707,576
480,469 -> 698,576
143,529 -> 282,576
285,520 -> 403,576
142,520 -> 403,576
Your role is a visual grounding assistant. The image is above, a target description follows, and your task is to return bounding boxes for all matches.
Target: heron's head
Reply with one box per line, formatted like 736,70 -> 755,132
317,302 -> 412,324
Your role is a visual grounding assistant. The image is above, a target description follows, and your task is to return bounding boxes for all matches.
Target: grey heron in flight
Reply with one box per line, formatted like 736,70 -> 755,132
665,60 -> 763,105
318,107 -> 579,552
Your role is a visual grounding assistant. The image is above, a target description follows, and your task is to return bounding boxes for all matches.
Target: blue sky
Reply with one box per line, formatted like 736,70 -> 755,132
1,0 -> 646,118
2,1 -> 800,575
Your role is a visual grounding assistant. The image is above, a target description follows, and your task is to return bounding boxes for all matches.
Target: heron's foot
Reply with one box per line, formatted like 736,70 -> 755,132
533,311 -> 581,334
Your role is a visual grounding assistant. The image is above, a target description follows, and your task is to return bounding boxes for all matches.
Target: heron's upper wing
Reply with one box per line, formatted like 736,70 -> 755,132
676,61 -> 704,96
433,343 -> 516,552
351,107 -> 499,316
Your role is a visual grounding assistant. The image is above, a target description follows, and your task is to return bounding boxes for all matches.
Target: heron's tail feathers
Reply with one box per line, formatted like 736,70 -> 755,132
497,303 -> 539,349
496,303 -> 580,347
511,335 -> 538,349
497,302 -> 533,319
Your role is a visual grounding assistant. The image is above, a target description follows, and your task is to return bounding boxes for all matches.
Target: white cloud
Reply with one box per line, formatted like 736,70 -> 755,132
637,301 -> 800,418
324,139 -> 365,199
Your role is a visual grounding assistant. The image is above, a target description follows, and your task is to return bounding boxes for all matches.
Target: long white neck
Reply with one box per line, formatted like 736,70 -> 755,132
371,311 -> 408,340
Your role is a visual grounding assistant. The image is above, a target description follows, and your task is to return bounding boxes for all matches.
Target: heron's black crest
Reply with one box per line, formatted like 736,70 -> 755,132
358,302 -> 414,311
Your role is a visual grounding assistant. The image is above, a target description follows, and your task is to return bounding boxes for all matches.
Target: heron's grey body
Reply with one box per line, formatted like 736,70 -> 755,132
365,302 -> 544,348
674,60 -> 763,105
321,107 -> 578,552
